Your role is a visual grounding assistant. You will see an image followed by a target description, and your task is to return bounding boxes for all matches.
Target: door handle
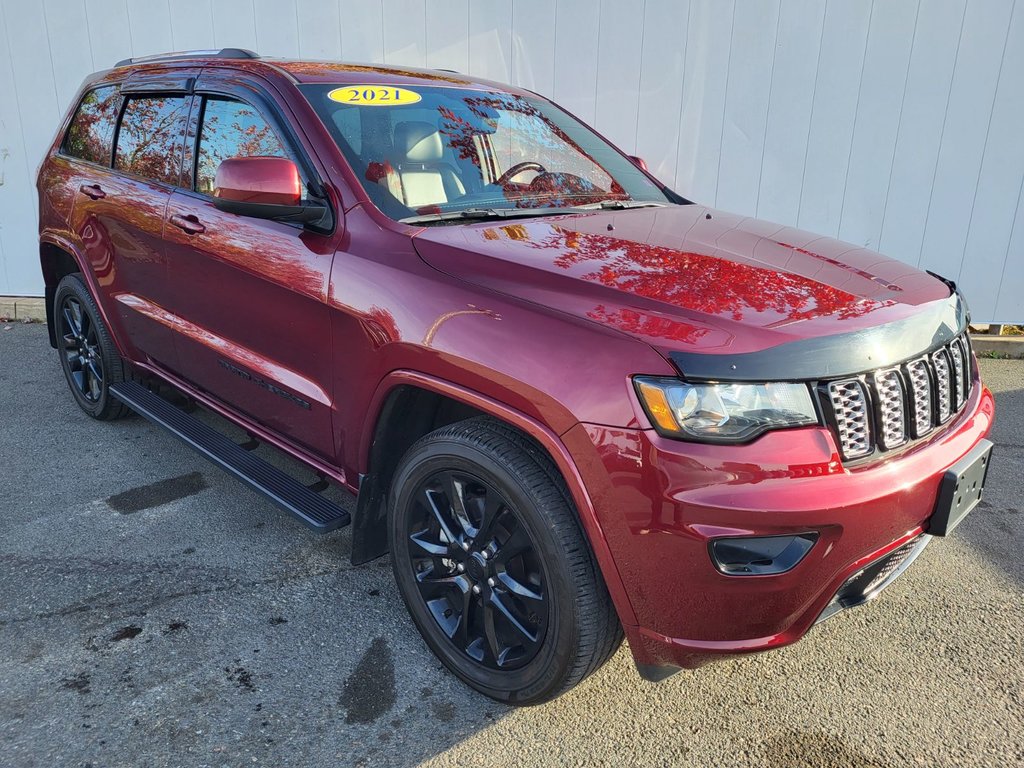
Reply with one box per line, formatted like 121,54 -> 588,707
169,213 -> 206,235
78,184 -> 106,200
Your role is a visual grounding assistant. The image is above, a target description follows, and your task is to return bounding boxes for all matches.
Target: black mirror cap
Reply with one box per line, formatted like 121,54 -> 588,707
212,197 -> 331,229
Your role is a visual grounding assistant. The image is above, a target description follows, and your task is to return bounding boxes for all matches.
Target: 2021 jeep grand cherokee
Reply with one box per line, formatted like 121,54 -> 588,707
37,49 -> 995,704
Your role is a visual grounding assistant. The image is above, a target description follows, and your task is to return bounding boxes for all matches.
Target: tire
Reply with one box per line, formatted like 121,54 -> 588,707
388,417 -> 622,704
53,273 -> 131,421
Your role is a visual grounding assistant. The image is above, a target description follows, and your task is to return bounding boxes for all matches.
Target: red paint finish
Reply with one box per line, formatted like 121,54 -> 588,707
214,156 -> 302,206
36,56 -> 996,679
564,374 -> 994,668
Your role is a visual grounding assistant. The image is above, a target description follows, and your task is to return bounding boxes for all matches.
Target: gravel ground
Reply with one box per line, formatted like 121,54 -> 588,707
1,322 -> 1022,768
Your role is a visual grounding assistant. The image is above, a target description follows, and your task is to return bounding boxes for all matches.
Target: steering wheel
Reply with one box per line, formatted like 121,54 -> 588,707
496,161 -> 547,187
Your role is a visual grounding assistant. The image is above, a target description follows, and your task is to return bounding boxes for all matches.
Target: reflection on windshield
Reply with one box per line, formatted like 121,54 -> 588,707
300,84 -> 670,221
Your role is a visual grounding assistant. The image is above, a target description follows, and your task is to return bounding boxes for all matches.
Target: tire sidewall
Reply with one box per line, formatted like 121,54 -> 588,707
54,274 -> 119,419
389,437 -> 581,704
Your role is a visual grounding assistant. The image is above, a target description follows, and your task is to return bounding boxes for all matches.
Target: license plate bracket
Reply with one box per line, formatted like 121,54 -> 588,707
929,439 -> 993,536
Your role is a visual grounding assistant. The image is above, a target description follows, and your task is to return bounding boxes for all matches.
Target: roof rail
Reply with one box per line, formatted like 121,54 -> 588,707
114,48 -> 259,68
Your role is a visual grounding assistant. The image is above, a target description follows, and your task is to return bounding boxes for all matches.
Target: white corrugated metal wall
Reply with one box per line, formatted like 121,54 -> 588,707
0,0 -> 1021,321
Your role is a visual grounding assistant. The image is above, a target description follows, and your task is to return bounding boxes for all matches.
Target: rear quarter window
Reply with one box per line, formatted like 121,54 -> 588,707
63,85 -> 121,165
114,95 -> 191,185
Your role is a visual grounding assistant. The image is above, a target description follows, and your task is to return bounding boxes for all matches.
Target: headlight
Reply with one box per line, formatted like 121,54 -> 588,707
634,377 -> 819,442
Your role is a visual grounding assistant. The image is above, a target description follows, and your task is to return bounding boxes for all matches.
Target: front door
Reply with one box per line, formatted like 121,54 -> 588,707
161,75 -> 338,460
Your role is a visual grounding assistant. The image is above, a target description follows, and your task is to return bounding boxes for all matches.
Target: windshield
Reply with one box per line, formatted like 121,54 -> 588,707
298,84 -> 678,223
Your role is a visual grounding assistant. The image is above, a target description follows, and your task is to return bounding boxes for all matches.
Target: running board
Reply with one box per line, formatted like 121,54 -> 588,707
110,381 -> 350,533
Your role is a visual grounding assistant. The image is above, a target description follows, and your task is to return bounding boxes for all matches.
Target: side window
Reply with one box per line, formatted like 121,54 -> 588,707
63,85 -> 121,165
195,97 -> 289,195
114,95 -> 190,185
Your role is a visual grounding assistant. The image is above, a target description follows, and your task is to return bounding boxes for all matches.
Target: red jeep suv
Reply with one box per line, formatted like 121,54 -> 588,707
37,50 -> 995,704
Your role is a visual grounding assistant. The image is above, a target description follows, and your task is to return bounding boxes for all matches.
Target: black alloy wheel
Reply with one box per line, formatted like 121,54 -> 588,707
406,469 -> 548,670
58,294 -> 103,403
389,417 -> 622,705
53,273 -> 130,420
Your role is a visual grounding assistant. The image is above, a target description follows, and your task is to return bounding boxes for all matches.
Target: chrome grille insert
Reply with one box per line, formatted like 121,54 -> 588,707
950,338 -> 967,408
823,333 -> 972,461
827,379 -> 872,459
933,349 -> 952,423
873,369 -> 906,449
905,358 -> 933,438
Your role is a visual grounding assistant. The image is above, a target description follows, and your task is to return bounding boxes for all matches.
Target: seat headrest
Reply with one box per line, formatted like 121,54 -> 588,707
393,121 -> 443,163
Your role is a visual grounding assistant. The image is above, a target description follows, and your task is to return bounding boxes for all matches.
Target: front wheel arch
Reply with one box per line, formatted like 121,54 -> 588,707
349,371 -> 637,628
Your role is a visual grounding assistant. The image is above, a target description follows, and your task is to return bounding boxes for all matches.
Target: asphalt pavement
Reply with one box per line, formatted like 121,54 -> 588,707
1,322 -> 1022,768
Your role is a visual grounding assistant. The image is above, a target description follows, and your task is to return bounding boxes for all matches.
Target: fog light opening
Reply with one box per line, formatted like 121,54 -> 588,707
710,533 -> 818,576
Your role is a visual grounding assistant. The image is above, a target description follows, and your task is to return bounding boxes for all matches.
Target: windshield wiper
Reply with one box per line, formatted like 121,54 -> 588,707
400,207 -> 578,225
575,200 -> 668,210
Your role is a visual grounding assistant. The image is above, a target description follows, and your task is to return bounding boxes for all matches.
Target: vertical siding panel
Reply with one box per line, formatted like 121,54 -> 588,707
635,0 -> 689,185
468,1 -> 512,82
797,0 -> 872,236
211,0 -> 257,51
553,0 -> 600,125
757,0 -> 826,225
339,0 -> 385,63
383,0 -> 427,67
511,0 -> 555,95
168,0 -> 216,51
0,2 -> 55,294
957,2 -> 1024,316
994,182 -> 1024,322
0,3 -> 18,292
84,0 -> 132,66
675,0 -> 734,202
837,0 -> 918,250
128,0 -> 174,56
918,0 -> 1014,279
425,0 -> 470,73
594,0 -> 644,154
253,0 -> 300,57
44,0 -> 94,112
879,0 -> 966,267
716,0 -> 781,217
296,0 -> 342,59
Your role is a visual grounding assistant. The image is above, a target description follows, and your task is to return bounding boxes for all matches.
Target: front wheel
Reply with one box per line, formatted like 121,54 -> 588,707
389,417 -> 621,704
53,273 -> 130,420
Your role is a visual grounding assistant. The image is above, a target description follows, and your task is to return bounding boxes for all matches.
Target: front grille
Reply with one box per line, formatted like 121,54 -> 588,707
821,332 -> 973,462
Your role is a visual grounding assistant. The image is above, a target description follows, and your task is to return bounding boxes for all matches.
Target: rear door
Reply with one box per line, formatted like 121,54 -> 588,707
65,73 -> 197,370
161,71 -> 338,460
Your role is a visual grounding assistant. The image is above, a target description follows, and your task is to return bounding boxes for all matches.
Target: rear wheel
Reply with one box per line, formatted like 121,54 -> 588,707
54,273 -> 130,420
389,417 -> 621,704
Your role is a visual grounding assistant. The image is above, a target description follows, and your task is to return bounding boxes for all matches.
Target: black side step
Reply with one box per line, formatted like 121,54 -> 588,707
110,381 -> 350,533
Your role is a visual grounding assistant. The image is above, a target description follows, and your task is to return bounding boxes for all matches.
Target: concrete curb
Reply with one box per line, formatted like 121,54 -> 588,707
0,297 -> 46,323
969,333 -> 1024,359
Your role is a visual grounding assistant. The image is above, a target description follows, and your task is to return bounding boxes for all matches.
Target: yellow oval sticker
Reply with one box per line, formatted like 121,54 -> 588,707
327,85 -> 422,106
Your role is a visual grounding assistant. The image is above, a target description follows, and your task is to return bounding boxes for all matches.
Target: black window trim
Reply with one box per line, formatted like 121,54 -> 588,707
110,91 -> 195,190
58,82 -> 125,171
184,75 -> 335,233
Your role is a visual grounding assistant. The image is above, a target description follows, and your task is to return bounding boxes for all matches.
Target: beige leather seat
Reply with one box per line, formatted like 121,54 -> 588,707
390,121 -> 465,208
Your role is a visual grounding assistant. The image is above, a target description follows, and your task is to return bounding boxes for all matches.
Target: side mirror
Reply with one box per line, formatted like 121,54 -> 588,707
213,156 -> 326,224
628,155 -> 649,171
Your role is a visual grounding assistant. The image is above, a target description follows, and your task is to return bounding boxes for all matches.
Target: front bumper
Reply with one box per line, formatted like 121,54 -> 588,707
562,376 -> 995,675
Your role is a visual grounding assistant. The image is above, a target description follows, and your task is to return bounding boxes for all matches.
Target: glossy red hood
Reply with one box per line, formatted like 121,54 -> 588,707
411,205 -> 952,357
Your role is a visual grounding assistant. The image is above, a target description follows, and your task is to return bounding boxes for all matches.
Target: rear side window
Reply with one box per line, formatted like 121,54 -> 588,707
195,97 -> 288,195
114,95 -> 190,185
63,85 -> 121,165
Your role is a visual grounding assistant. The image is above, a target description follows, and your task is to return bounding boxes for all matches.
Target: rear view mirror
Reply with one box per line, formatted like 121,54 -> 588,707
213,156 -> 326,224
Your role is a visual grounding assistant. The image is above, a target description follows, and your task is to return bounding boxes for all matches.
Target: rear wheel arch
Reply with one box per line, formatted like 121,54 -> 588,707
40,241 -> 83,348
